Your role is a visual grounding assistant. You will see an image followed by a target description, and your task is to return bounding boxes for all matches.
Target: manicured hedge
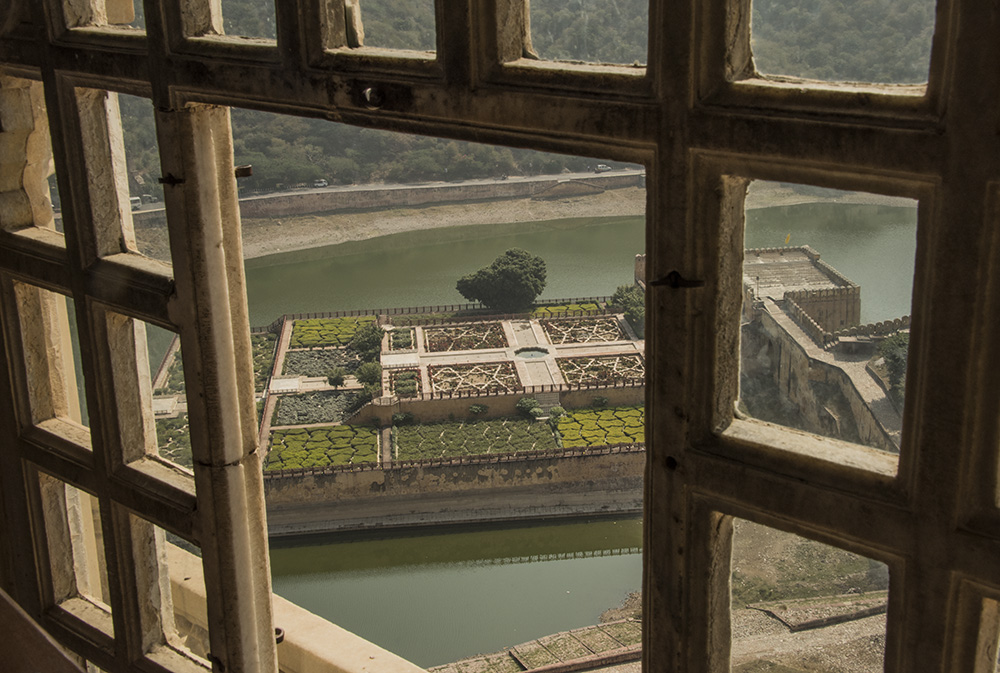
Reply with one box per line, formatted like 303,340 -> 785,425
266,426 -> 378,470
389,369 -> 421,398
556,406 -> 645,448
289,316 -> 377,348
395,418 -> 557,460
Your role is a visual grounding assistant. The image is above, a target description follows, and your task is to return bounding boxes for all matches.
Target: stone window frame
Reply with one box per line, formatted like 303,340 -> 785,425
0,0 -> 999,672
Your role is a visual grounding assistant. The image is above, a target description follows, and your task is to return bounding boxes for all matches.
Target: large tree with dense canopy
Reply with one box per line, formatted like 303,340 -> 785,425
456,249 -> 547,313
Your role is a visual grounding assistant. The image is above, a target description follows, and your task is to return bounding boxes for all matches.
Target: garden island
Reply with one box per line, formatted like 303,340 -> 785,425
150,243 -> 908,536
151,250 -> 649,534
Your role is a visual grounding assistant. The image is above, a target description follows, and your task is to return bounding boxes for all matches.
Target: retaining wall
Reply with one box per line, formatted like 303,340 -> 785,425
264,447 -> 645,536
343,384 -> 645,426
237,174 -> 644,219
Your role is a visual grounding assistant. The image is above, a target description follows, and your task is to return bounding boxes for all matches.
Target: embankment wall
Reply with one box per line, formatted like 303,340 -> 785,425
264,448 -> 644,536
236,174 -> 643,219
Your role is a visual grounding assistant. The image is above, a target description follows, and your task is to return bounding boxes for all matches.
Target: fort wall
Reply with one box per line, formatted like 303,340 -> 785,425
784,287 -> 861,333
262,447 -> 644,536
750,306 -> 897,451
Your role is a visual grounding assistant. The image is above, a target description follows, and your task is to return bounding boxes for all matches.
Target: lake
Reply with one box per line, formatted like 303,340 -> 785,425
249,199 -> 917,667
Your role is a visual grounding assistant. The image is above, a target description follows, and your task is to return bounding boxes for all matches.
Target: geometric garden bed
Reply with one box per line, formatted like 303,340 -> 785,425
428,361 -> 520,394
557,354 -> 644,385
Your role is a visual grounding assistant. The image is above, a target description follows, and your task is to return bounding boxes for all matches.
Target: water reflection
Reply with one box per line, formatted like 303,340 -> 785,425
269,517 -> 642,667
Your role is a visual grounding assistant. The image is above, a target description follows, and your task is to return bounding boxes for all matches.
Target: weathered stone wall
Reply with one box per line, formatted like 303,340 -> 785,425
784,287 -> 861,333
750,307 -> 896,451
263,448 -> 644,535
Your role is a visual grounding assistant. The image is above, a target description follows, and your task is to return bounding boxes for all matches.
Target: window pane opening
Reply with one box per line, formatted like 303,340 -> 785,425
356,0 -> 436,51
739,181 -> 916,454
103,310 -> 192,472
37,474 -> 113,633
222,0 -> 277,40
118,94 -> 167,261
147,324 -> 192,471
232,110 -> 646,667
750,0 -> 936,84
731,518 -> 888,672
127,515 -> 210,666
13,283 -> 91,430
529,0 -> 647,65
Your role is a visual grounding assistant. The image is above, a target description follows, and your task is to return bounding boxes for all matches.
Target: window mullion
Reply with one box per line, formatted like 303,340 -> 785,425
155,102 -> 276,673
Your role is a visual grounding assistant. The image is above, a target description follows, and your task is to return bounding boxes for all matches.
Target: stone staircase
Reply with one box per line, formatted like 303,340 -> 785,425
534,391 -> 562,411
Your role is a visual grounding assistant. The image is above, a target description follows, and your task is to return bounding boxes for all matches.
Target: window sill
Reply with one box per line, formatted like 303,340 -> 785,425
167,545 -> 426,673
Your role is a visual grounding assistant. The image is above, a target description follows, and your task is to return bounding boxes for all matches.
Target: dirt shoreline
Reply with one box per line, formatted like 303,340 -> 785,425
239,183 -> 914,260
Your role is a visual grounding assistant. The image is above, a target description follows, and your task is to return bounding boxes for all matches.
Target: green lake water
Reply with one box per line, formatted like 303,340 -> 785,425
251,200 -> 917,667
269,517 -> 643,668
244,202 -> 917,327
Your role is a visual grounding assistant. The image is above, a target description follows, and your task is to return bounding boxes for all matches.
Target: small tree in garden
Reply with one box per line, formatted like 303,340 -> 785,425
356,361 -> 383,387
349,323 -> 385,362
326,367 -> 346,388
456,248 -> 547,313
612,284 -> 645,338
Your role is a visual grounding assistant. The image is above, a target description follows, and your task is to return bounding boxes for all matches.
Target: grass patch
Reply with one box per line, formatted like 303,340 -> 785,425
395,418 -> 557,460
266,425 -> 378,470
557,406 -> 644,447
289,316 -> 377,348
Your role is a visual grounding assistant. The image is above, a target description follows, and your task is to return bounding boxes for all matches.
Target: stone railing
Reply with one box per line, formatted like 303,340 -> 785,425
253,297 -> 614,333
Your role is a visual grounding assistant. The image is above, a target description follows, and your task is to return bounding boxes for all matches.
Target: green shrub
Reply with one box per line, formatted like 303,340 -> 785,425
592,396 -> 609,408
468,403 -> 488,416
393,412 -> 415,426
515,397 -> 540,417
327,367 -> 346,387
